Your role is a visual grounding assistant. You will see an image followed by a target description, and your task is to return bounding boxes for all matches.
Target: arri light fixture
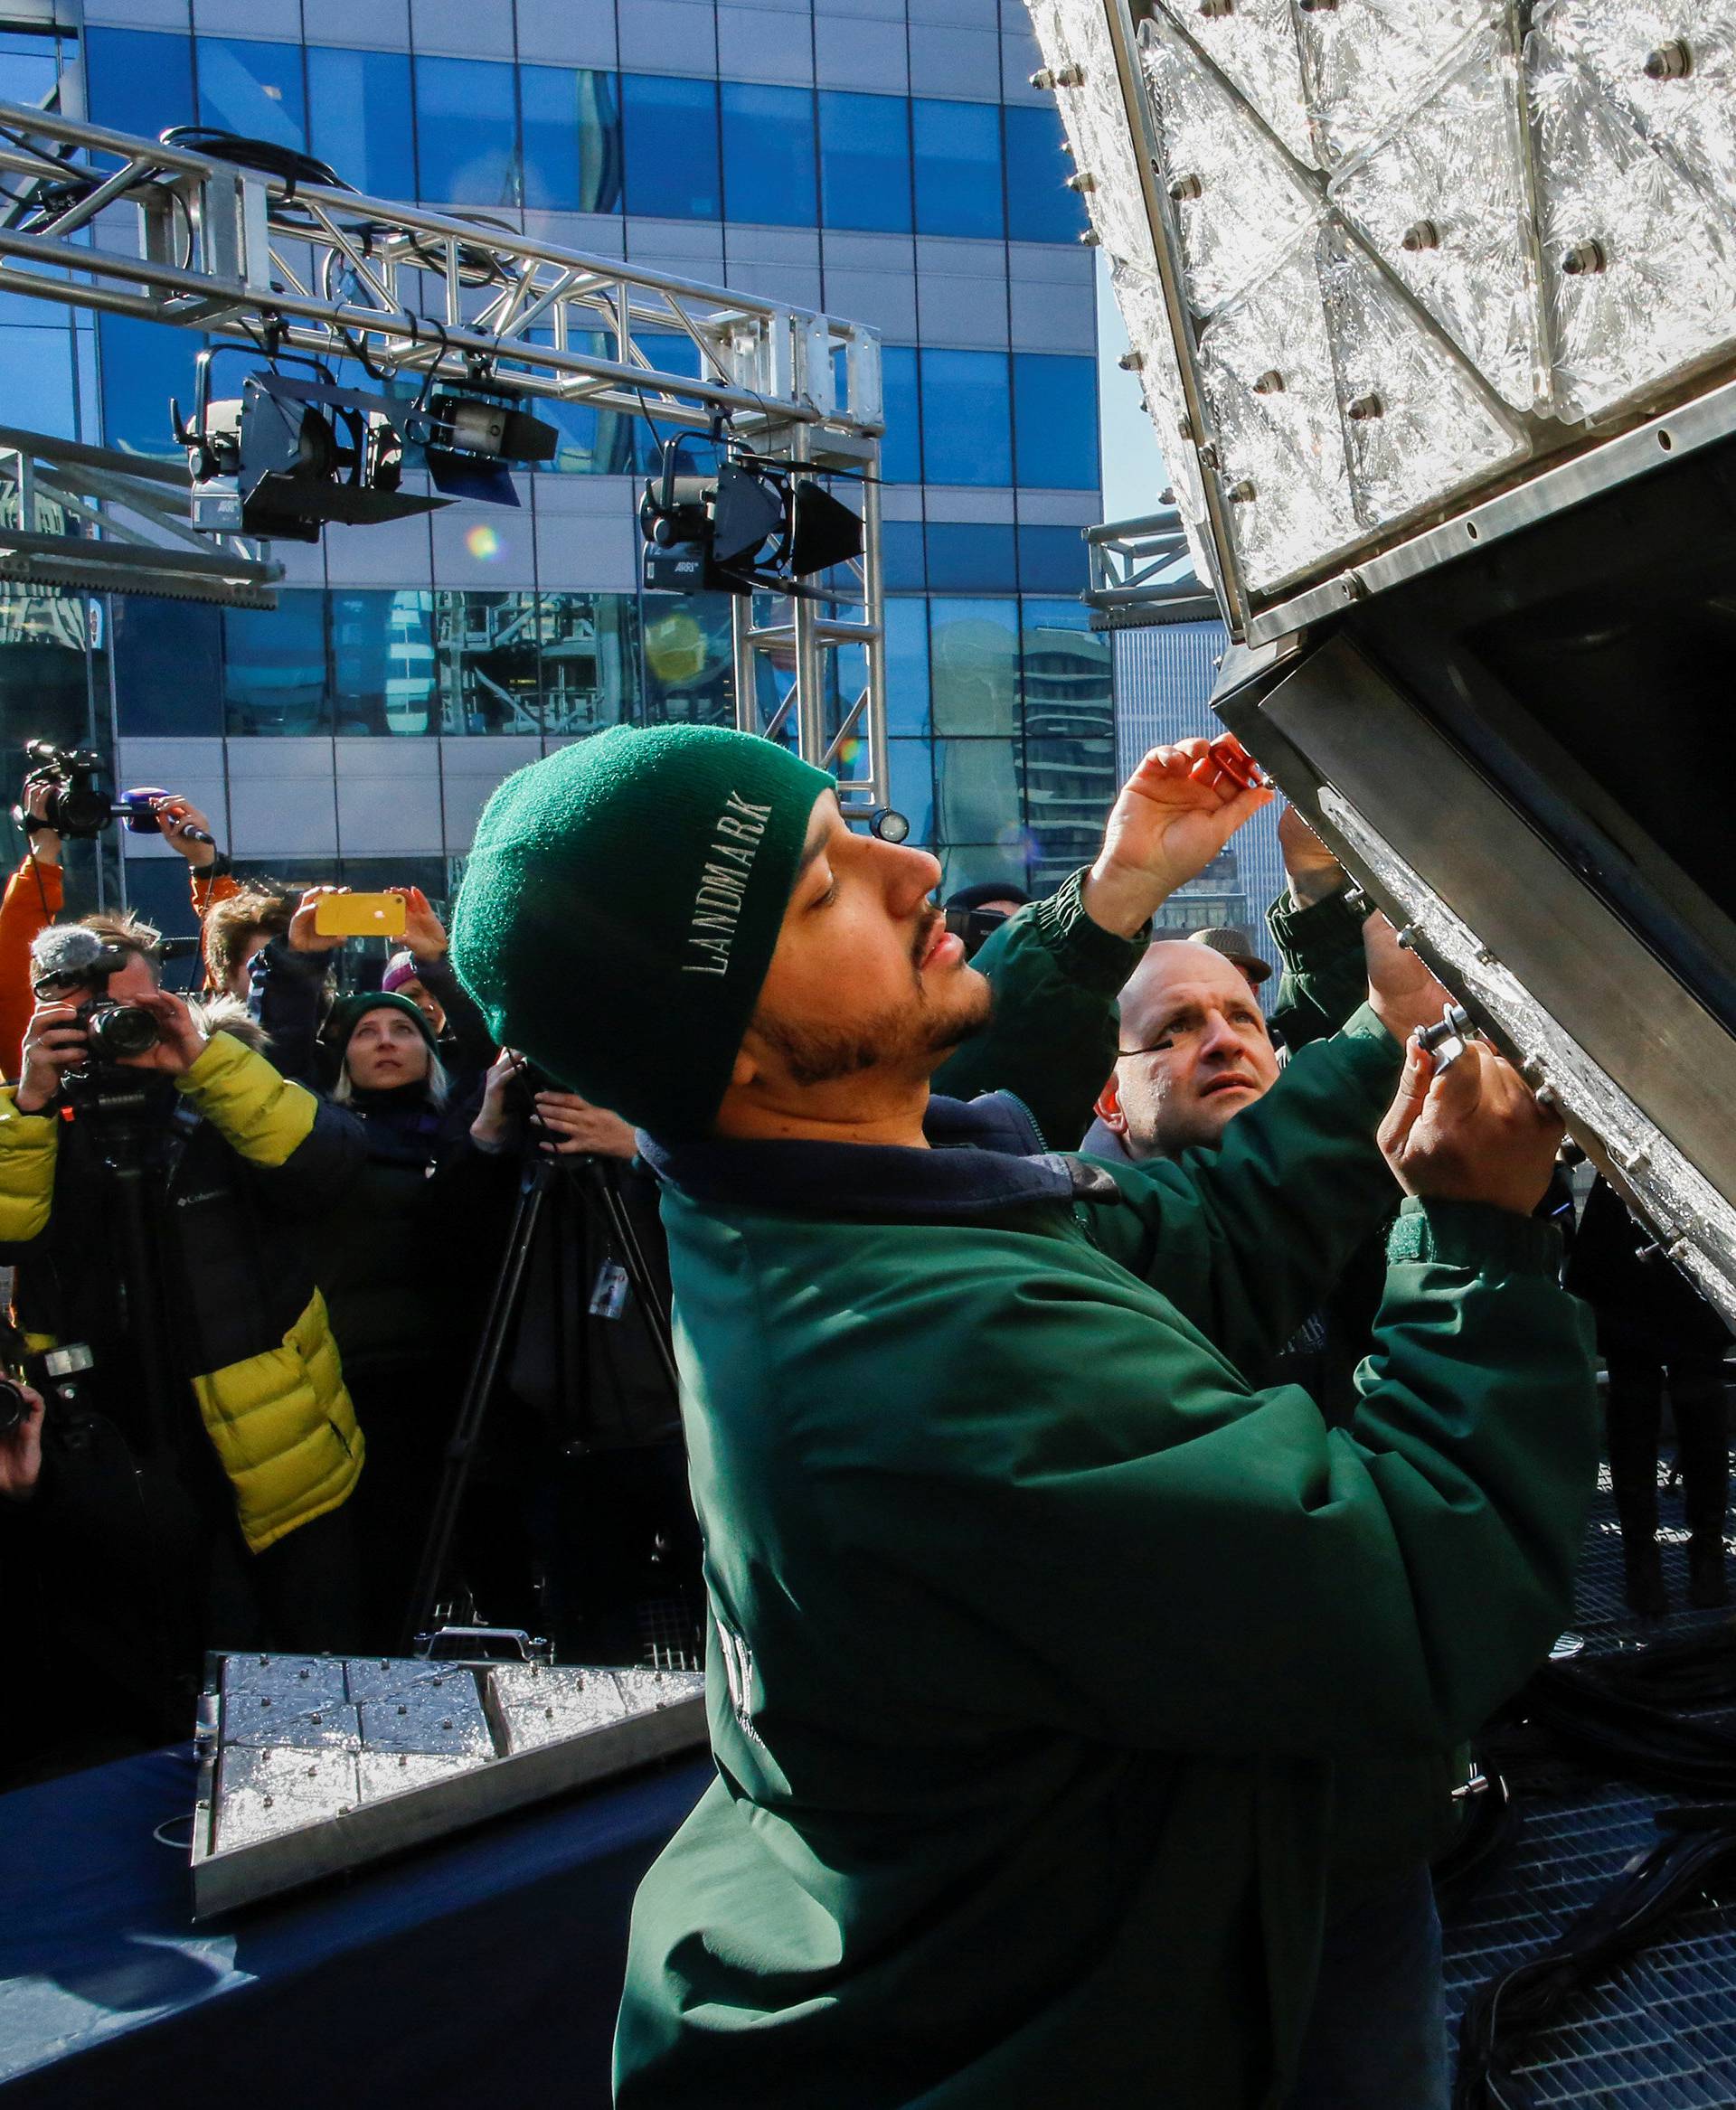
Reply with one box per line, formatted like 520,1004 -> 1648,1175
1030,0 -> 1736,1322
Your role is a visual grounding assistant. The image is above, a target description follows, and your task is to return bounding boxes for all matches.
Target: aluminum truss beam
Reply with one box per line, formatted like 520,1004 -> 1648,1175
0,99 -> 888,803
0,421 -> 282,608
1083,511 -> 1219,630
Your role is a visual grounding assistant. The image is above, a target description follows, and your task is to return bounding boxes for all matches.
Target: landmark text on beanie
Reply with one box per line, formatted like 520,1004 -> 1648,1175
450,724 -> 832,1138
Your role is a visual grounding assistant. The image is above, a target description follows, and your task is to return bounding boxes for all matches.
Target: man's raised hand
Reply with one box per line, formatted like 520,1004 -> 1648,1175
1081,738 -> 1274,939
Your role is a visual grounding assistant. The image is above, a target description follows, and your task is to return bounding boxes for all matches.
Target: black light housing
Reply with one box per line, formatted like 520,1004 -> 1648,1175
639,439 -> 864,597
174,353 -> 446,544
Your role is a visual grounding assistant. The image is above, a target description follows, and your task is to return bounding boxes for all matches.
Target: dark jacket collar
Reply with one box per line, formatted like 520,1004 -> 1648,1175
639,1091 -> 1120,1223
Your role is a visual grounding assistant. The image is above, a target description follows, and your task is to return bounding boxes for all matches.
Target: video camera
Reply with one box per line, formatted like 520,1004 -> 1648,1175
0,1311 -> 93,1437
31,928 -> 160,1065
18,741 -> 214,847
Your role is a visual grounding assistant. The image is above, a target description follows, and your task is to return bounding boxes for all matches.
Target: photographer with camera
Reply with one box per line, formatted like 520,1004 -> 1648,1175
0,911 -> 368,1768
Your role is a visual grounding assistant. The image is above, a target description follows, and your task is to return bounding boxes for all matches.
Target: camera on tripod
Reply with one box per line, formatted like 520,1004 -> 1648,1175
0,1310 -> 92,1436
31,930 -> 160,1066
16,740 -> 214,848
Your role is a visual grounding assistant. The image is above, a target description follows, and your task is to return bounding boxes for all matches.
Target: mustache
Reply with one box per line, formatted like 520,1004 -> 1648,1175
911,905 -> 944,970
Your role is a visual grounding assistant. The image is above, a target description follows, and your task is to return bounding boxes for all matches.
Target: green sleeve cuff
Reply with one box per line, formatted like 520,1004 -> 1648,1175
1267,881 -> 1366,974
1387,1194 -> 1563,1279
1029,866 -> 1149,997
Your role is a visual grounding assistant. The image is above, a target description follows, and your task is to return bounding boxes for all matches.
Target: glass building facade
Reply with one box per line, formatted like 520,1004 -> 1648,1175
0,5 -> 1107,932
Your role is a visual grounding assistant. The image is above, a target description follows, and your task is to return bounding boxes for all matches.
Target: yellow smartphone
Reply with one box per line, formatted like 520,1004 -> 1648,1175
313,891 -> 407,939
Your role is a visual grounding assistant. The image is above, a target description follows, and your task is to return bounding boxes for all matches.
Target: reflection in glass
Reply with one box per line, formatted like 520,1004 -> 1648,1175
722,82 -> 817,229
0,322 -> 77,439
912,100 -> 1005,240
928,598 -> 1018,736
83,29 -> 194,137
197,38 -> 307,152
641,592 -> 734,726
538,593 -> 642,737
332,589 -> 437,735
307,46 -> 416,198
1020,599 -> 1115,890
1013,353 -> 1100,491
434,592 -> 542,735
622,74 -> 722,220
414,54 -> 518,205
886,737 -> 936,848
522,66 -> 623,213
817,92 -> 912,233
920,350 -> 1012,487
1004,105 -> 1088,245
223,596 -> 330,735
933,737 -> 1020,849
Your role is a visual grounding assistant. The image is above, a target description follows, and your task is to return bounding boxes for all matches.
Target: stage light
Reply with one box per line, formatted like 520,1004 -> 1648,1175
174,355 -> 446,545
639,442 -> 864,597
1028,0 -> 1736,617
404,384 -> 560,504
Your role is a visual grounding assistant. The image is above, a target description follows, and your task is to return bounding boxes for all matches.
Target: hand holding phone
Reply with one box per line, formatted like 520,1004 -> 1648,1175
312,891 -> 408,939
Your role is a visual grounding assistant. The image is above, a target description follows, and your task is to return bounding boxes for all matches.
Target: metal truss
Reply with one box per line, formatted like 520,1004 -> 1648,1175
0,422 -> 282,608
0,99 -> 889,805
1083,511 -> 1219,629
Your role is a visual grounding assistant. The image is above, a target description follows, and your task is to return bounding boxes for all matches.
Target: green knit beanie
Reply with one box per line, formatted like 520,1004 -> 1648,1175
329,989 -> 439,1056
450,724 -> 833,1137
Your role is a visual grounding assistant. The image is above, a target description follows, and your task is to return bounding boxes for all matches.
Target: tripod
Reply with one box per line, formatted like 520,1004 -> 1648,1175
402,1144 -> 681,1653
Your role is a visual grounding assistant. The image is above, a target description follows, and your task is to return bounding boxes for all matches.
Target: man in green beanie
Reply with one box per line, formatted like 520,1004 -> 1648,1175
451,723 -> 1597,2110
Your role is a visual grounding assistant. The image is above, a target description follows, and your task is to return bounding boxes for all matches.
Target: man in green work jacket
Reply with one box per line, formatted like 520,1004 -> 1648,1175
450,722 -> 1599,2110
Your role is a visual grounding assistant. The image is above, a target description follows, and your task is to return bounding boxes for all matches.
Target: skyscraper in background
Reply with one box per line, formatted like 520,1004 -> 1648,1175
1112,617 -> 1284,984
0,2 -> 1109,931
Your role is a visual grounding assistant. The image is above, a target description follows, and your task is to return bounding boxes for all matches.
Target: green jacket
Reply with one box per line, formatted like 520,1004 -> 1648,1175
616,1010 -> 1598,2107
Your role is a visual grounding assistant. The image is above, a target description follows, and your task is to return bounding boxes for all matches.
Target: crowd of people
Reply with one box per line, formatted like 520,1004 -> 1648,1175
1,720 -> 1729,2107
0,775 -> 702,1783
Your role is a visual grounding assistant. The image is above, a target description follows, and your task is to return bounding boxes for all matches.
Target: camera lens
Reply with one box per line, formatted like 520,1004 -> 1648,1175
0,1377 -> 30,1436
84,1002 -> 161,1061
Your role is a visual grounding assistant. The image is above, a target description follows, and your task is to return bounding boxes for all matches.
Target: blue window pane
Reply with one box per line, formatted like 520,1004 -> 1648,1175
1003,105 -> 1087,244
415,54 -> 517,206
1017,524 -> 1089,593
722,82 -> 816,229
817,92 -> 910,234
882,521 -> 925,592
631,331 -> 708,476
920,349 -> 1011,487
307,47 -> 416,200
196,39 -> 306,153
929,597 -> 1019,735
1014,353 -> 1100,491
332,589 -> 437,735
886,738 -> 935,849
881,345 -> 920,485
522,66 -> 622,213
926,523 -> 1017,595
883,596 -> 930,734
98,314 -> 201,458
112,598 -> 222,737
912,100 -> 1004,240
0,323 -> 76,438
84,29 -> 194,138
223,598 -> 330,736
622,75 -> 720,220
0,30 -> 66,109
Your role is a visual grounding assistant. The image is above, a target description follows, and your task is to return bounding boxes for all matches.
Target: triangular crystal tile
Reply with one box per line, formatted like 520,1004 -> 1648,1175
1540,0 -> 1736,209
1138,8 -> 1323,318
1194,238 -> 1360,591
1155,0 -> 1317,170
1331,20 -> 1547,412
1317,224 -> 1526,528
1295,0 -> 1497,171
1527,28 -> 1736,419
1027,0 -> 1163,275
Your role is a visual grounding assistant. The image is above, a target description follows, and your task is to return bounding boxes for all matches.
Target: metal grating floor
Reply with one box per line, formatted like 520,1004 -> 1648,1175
1441,1461 -> 1736,2105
